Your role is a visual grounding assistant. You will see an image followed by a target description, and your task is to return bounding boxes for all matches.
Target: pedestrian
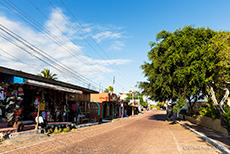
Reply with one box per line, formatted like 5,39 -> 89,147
35,114 -> 46,128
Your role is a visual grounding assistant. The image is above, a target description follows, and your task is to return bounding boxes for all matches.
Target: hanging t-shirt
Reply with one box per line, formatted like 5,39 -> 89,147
40,102 -> 45,111
18,87 -> 24,96
41,111 -> 46,120
33,96 -> 41,106
11,90 -> 18,97
72,104 -> 76,111
32,112 -> 37,119
0,89 -> 6,101
15,108 -> 22,117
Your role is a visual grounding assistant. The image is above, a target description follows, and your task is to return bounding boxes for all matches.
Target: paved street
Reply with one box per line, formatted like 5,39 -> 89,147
0,110 -> 221,154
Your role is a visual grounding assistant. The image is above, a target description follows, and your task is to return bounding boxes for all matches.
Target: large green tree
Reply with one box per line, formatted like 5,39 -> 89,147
38,68 -> 57,80
139,26 -> 230,129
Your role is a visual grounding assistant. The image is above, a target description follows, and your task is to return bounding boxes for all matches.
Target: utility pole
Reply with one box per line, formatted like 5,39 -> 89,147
132,87 -> 134,116
113,76 -> 115,93
98,83 -> 101,92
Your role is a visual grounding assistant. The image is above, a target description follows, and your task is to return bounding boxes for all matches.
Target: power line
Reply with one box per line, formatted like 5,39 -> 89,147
0,48 -> 41,72
5,0 -> 127,91
0,31 -> 97,90
60,0 -> 133,85
27,0 -> 121,88
0,0 -> 100,89
49,0 -> 133,87
2,0 -> 133,91
2,0 -> 122,91
0,24 -> 98,90
0,47 -> 71,83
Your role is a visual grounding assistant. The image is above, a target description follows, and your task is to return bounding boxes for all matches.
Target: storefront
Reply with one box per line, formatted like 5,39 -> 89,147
0,75 -> 25,127
90,93 -> 119,122
0,66 -> 98,129
67,93 -> 90,124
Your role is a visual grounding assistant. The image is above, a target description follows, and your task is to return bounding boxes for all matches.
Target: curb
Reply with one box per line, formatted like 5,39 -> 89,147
177,121 -> 230,154
75,122 -> 99,128
8,130 -> 40,139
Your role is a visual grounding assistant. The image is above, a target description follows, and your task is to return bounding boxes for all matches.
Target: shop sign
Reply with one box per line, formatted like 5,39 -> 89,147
1,76 -> 25,84
99,96 -> 109,101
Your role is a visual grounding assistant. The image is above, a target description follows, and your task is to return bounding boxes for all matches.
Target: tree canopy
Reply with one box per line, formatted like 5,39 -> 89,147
139,26 -> 230,119
37,68 -> 57,80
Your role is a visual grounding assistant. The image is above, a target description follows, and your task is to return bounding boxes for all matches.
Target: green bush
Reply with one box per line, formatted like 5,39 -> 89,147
156,102 -> 166,110
199,100 -> 220,119
47,128 -> 53,134
58,128 -> 63,133
53,127 -> 62,134
62,127 -> 70,133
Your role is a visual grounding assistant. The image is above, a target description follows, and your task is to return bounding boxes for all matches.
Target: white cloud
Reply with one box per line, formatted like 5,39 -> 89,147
109,41 -> 125,51
93,59 -> 132,66
93,31 -> 122,42
0,7 -> 130,89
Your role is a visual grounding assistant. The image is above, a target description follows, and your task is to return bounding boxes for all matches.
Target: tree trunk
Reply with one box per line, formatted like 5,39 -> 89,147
190,95 -> 198,113
187,97 -> 193,114
219,88 -> 229,112
209,86 -> 230,134
210,86 -> 227,113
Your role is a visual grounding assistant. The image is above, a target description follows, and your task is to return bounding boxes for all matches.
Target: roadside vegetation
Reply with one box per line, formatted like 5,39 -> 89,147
139,25 -> 230,132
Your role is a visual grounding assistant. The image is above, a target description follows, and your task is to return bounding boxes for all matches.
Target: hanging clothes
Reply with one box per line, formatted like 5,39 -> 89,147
40,102 -> 45,111
0,88 -> 6,101
18,86 -> 24,96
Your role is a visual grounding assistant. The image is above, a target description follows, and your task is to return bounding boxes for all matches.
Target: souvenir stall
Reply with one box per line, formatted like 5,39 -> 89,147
0,75 -> 25,128
0,66 -> 99,131
23,80 -> 79,123
0,74 -> 83,129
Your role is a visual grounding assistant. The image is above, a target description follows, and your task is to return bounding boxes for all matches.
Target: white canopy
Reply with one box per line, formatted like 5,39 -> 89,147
24,79 -> 82,94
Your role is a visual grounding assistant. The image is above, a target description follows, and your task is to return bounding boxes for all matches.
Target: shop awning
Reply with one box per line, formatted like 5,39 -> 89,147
24,79 -> 82,94
0,66 -> 99,94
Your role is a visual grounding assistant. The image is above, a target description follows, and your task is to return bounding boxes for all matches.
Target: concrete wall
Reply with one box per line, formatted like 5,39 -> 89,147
180,114 -> 228,135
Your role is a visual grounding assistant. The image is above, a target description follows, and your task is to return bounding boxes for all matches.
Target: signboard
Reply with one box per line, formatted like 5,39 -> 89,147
91,93 -> 109,102
129,100 -> 140,106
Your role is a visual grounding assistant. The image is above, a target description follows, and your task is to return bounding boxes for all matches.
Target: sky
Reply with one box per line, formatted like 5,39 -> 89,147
0,0 -> 230,94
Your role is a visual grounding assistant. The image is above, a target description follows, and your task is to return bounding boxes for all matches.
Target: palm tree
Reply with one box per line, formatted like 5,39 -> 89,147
104,86 -> 114,93
37,68 -> 57,80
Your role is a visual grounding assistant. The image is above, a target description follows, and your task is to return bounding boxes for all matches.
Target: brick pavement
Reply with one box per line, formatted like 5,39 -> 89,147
0,110 -> 222,154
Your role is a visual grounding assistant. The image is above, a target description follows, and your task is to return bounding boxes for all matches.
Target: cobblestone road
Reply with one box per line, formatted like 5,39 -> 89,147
0,110 -> 221,154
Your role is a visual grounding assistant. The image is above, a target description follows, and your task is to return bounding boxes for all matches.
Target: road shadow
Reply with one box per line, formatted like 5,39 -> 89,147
148,113 -> 178,125
148,114 -> 167,121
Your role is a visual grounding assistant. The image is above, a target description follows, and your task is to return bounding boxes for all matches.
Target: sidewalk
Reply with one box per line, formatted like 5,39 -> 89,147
177,118 -> 230,153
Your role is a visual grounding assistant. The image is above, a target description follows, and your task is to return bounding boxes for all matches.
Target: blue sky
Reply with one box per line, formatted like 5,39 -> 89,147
0,0 -> 230,94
